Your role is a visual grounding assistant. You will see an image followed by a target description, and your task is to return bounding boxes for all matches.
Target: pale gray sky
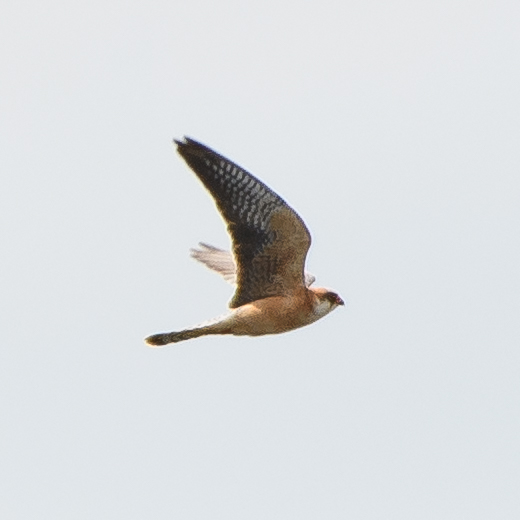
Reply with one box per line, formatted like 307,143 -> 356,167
1,0 -> 519,518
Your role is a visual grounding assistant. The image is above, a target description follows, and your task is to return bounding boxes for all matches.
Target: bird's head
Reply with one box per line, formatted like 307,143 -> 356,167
310,287 -> 345,319
324,291 -> 345,307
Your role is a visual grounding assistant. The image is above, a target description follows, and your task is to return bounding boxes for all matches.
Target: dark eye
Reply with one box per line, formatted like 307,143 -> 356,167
329,292 -> 344,305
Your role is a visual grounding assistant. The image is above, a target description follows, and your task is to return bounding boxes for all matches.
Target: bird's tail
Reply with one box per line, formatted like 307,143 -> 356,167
145,321 -> 231,347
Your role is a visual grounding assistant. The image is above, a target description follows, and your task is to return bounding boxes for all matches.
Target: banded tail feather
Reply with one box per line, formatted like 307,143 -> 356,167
145,322 -> 232,347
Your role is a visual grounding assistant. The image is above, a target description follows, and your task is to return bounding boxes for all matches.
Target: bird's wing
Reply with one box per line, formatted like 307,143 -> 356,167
190,243 -> 237,284
190,242 -> 316,288
176,137 -> 311,308
304,272 -> 316,287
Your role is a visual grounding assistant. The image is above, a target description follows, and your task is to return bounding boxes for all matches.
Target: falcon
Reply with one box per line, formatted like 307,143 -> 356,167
145,138 -> 344,346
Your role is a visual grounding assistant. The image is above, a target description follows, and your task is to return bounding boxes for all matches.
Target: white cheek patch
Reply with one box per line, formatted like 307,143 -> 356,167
313,299 -> 333,319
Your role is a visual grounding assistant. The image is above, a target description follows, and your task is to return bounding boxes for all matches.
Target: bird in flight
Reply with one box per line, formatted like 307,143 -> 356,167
145,137 -> 344,346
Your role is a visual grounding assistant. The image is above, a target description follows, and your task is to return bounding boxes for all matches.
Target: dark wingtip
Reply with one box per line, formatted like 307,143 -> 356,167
174,137 -> 211,160
174,136 -> 202,146
173,137 -> 190,151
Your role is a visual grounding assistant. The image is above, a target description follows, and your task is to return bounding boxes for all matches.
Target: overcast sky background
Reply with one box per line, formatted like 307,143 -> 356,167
1,0 -> 519,518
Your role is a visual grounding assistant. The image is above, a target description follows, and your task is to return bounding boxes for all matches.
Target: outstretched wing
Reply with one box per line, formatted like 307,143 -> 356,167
190,243 -> 237,284
176,137 -> 311,308
190,242 -> 316,288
